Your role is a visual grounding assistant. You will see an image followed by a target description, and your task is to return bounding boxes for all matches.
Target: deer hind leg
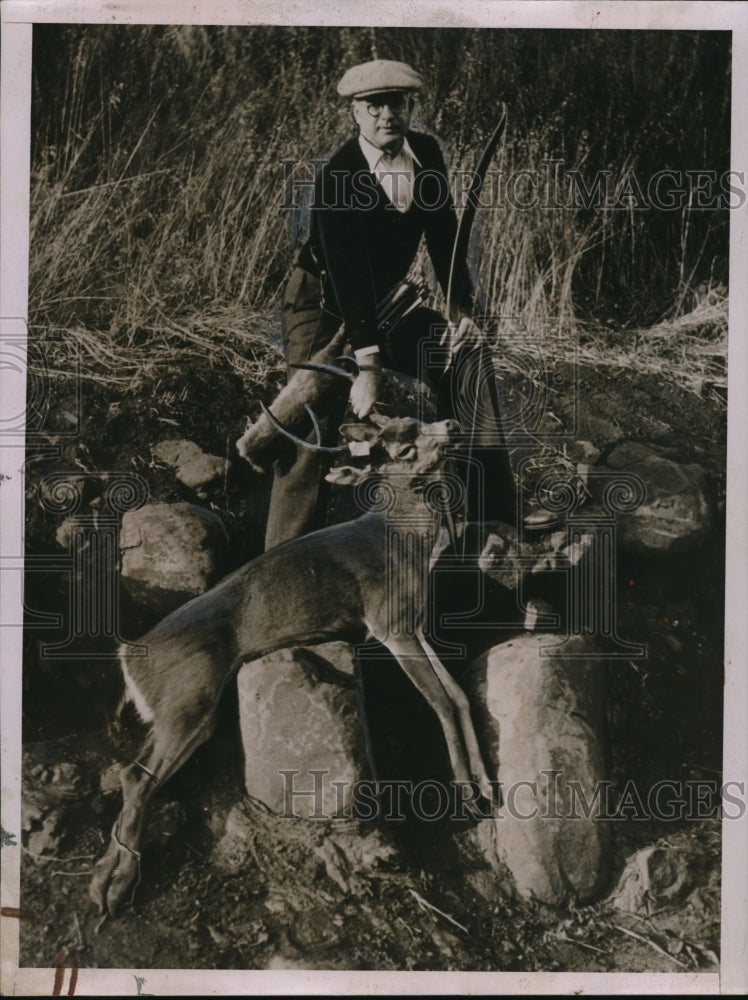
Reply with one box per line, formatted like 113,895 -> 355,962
90,708 -> 217,918
383,634 -> 486,811
417,632 -> 494,805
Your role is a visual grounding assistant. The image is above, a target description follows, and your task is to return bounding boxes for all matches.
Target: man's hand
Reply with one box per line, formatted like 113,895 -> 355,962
442,315 -> 483,361
350,359 -> 382,418
454,315 -> 482,347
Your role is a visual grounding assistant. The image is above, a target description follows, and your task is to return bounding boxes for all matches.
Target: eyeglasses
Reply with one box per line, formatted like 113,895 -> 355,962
358,93 -> 411,117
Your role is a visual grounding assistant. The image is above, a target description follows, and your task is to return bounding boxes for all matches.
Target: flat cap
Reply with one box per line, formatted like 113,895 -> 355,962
337,59 -> 424,99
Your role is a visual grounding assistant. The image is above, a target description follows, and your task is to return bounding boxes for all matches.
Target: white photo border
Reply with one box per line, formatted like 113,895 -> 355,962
1,1 -> 746,995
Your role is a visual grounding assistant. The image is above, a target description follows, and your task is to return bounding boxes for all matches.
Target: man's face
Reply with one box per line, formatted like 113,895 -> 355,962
352,91 -> 413,153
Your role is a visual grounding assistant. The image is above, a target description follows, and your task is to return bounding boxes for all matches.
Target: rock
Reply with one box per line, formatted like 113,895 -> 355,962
55,515 -> 79,550
213,801 -> 266,870
609,845 -> 691,915
152,438 -> 224,491
466,634 -> 610,906
120,501 -> 230,612
604,443 -> 714,553
236,643 -> 367,818
575,414 -> 622,450
479,522 -> 594,589
569,439 -> 602,465
54,510 -> 109,550
99,762 -> 124,795
22,757 -> 89,855
313,829 -> 396,893
605,442 -> 662,469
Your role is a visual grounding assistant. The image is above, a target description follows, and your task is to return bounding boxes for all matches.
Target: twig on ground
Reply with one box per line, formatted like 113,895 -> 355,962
408,889 -> 468,934
22,847 -> 96,863
608,922 -> 688,968
555,931 -> 609,955
397,915 -> 416,939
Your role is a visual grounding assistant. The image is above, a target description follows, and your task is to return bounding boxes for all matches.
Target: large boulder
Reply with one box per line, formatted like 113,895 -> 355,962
237,643 -> 367,818
604,442 -> 714,554
466,633 -> 610,906
120,501 -> 230,612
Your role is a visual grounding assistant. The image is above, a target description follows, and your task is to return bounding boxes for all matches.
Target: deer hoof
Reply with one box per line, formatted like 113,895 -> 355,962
89,844 -> 140,917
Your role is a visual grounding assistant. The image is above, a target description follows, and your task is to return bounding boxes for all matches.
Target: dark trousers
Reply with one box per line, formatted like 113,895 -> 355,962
264,267 -> 517,551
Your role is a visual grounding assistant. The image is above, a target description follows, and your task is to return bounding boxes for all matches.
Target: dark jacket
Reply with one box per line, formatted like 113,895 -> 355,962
297,130 -> 473,351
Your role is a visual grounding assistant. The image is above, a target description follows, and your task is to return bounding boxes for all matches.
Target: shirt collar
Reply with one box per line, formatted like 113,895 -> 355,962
358,134 -> 421,172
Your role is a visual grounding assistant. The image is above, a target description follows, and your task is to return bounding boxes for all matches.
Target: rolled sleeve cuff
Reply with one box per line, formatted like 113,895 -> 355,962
354,345 -> 380,362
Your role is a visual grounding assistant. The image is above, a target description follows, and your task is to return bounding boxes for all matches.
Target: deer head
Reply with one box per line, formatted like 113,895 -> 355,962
325,414 -> 460,488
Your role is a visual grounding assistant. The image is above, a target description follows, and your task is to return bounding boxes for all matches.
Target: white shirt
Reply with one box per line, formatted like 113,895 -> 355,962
358,135 -> 421,213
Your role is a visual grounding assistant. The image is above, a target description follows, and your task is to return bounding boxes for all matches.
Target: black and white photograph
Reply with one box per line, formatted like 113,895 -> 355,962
1,1 -> 746,994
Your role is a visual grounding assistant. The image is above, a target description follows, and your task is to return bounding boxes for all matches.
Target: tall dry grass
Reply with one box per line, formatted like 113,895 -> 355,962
28,25 -> 731,390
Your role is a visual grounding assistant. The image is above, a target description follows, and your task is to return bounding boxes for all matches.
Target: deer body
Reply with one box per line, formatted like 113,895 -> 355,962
91,417 -> 492,917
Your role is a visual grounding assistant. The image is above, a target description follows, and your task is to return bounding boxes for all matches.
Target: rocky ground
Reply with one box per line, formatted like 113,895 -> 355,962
17,332 -> 726,975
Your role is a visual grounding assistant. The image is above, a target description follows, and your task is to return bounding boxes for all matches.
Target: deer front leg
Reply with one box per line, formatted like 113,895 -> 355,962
418,632 -> 495,806
383,635 -> 486,815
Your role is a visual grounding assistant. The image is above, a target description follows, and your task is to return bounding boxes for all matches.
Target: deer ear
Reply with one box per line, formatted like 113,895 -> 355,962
325,464 -> 370,486
368,411 -> 389,428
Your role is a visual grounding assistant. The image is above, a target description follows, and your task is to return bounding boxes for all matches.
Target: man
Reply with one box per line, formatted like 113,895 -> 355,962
265,58 -> 519,551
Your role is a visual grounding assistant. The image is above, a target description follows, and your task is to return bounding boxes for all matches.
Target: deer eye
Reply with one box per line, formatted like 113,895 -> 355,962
395,444 -> 417,461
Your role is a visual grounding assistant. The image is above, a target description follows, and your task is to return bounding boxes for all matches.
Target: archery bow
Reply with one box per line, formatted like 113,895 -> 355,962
445,104 -> 508,324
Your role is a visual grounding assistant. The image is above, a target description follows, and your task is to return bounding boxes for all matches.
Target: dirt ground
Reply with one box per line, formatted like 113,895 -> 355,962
17,341 -> 726,975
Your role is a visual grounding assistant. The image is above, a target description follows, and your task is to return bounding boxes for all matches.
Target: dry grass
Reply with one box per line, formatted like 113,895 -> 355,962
29,307 -> 285,389
28,27 -> 730,403
577,285 -> 728,399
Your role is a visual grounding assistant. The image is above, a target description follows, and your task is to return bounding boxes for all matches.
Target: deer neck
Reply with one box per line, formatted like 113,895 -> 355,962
373,484 -> 441,535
